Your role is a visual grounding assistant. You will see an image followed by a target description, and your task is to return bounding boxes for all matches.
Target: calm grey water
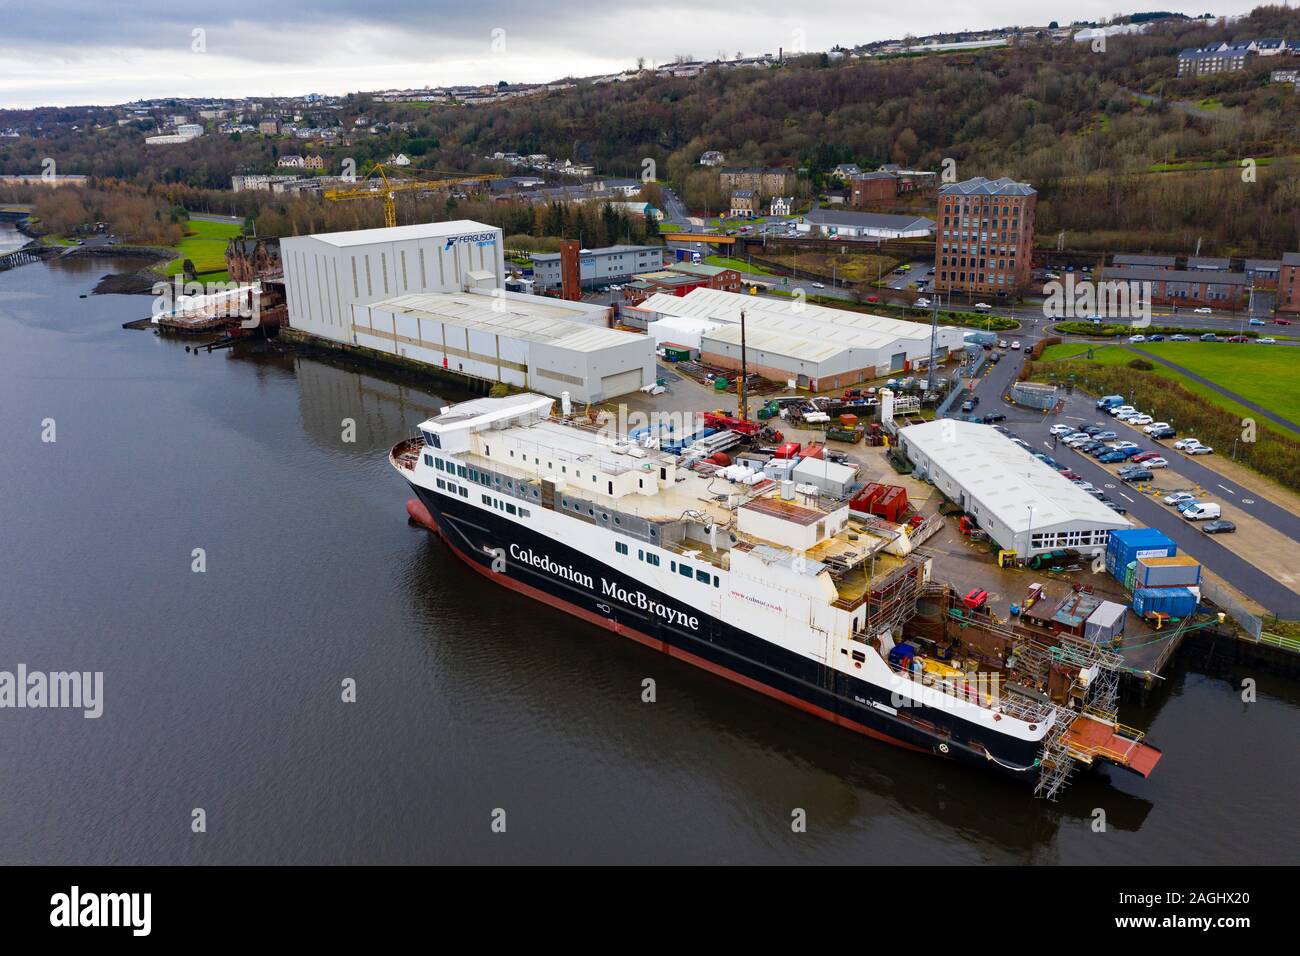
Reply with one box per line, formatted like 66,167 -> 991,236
1,224 -> 1297,865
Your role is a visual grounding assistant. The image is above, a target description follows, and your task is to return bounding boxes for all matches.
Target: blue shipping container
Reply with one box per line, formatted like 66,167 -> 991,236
1132,587 -> 1197,619
1107,528 -> 1177,579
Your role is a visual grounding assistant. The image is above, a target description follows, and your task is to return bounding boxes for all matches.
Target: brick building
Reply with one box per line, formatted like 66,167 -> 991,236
729,189 -> 758,218
1278,252 -> 1300,314
1101,266 -> 1248,309
933,176 -> 1036,298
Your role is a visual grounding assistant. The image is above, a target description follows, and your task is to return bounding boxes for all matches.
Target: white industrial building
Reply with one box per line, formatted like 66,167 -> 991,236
632,288 -> 964,389
352,292 -> 654,402
899,419 -> 1130,559
281,220 -> 508,343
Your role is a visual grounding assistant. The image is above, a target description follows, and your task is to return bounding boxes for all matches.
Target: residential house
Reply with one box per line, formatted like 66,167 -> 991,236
729,190 -> 758,219
699,150 -> 725,166
719,166 -> 796,198
769,196 -> 793,216
1277,253 -> 1300,314
277,155 -> 305,168
1102,266 -> 1247,309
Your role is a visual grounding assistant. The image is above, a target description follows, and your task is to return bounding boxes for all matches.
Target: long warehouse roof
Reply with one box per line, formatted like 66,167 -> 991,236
299,220 -> 499,247
640,288 -> 945,343
702,323 -> 847,363
367,292 -> 641,352
900,419 -> 1132,531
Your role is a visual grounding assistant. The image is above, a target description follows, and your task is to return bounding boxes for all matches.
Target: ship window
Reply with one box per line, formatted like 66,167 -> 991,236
679,563 -> 693,578
608,481 -> 613,494
638,549 -> 644,560
650,529 -> 657,538
506,503 -> 517,516
695,569 -> 709,583
458,466 -> 467,478
437,479 -> 445,490
520,508 -> 530,519
713,575 -> 719,587
647,554 -> 660,567
459,487 -> 468,498
615,542 -> 629,555
482,494 -> 491,505
424,454 -> 434,467
670,561 -> 677,572
484,445 -> 489,456
614,517 -> 620,525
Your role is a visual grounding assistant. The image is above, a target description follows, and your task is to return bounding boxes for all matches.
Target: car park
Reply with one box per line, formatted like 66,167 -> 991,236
1164,492 -> 1196,506
1202,520 -> 1236,534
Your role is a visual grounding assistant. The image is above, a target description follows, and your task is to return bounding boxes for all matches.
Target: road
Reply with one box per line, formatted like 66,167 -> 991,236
963,326 -> 1300,618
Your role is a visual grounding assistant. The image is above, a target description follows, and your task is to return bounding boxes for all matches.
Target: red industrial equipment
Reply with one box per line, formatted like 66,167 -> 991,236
962,588 -> 989,611
702,411 -> 761,437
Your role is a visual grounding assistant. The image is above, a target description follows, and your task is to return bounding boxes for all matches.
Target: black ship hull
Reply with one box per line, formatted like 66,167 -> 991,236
408,483 -> 1046,781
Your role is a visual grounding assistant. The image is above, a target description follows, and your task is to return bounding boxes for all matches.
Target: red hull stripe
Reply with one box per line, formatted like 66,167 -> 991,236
409,501 -> 930,756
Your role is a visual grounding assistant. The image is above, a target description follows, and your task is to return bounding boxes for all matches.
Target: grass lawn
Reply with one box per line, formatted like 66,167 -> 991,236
705,255 -> 777,276
161,218 -> 242,278
40,235 -> 78,247
1137,342 -> 1300,427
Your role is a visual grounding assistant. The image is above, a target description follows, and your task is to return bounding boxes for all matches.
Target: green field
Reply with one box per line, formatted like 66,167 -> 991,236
1138,342 -> 1300,427
1036,342 -> 1300,439
162,218 -> 241,280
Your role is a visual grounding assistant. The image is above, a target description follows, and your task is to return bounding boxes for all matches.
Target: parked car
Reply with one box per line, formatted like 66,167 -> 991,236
1226,335 -> 1250,343
1276,318 -> 1293,325
1060,469 -> 1081,481
1130,451 -> 1161,462
983,413 -> 1006,423
1194,307 -> 1214,315
1177,499 -> 1206,514
1145,457 -> 1169,468
1149,334 -> 1166,342
1109,406 -> 1136,418
1148,425 -> 1177,439
998,339 -> 1009,349
1127,414 -> 1153,426
1187,444 -> 1214,455
1249,317 -> 1266,326
1122,468 -> 1154,482
1170,334 -> 1191,342
1173,438 -> 1203,451
961,401 -> 975,413
811,282 -> 826,289
988,352 -> 1001,363
1164,492 -> 1197,506
1202,520 -> 1237,534
1010,340 -> 1021,350
1102,500 -> 1128,514
915,298 -> 931,307
1200,333 -> 1219,342
1128,335 -> 1146,343
1098,451 -> 1128,463
1112,440 -> 1139,450
1078,441 -> 1105,454
1117,446 -> 1145,458
1095,431 -> 1117,441
1183,502 -> 1222,521
1258,337 -> 1277,344
974,303 -> 992,311
1142,422 -> 1171,435
1050,424 -> 1075,436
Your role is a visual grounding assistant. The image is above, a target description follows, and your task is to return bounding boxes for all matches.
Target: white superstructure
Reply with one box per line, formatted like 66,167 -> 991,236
396,393 -> 1052,745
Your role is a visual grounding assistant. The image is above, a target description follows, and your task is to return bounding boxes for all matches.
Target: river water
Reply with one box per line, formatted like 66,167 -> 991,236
1,223 -> 1296,864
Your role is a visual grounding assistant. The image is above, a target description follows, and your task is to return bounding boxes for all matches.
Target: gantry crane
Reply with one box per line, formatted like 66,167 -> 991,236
324,164 -> 501,228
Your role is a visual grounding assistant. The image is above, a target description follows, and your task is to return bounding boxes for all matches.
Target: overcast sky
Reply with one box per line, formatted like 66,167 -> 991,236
0,2 -> 1265,108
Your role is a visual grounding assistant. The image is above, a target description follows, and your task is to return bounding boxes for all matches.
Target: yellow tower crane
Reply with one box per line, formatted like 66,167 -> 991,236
324,164 -> 501,228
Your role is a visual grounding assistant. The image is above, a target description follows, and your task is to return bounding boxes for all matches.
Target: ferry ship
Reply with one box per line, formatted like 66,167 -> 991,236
390,393 -> 1161,797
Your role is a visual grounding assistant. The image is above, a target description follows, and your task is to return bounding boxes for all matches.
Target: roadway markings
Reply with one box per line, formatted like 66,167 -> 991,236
1119,492 -> 1134,502
1242,498 -> 1255,505
1218,484 -> 1236,495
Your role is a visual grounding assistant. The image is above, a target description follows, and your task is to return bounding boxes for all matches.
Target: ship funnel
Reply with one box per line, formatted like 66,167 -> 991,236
561,391 -> 572,417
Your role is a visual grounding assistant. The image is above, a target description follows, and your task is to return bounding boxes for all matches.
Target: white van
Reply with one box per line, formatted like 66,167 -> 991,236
1183,503 -> 1221,521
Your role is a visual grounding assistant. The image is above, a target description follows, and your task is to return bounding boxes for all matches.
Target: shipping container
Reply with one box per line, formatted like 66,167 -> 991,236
1084,601 -> 1127,646
1132,587 -> 1197,620
1135,554 -> 1202,589
1106,528 -> 1176,578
